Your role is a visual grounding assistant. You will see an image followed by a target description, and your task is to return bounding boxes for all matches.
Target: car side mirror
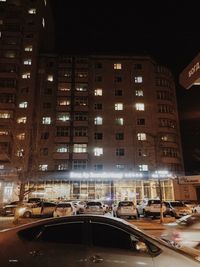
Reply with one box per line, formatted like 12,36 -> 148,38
135,241 -> 148,253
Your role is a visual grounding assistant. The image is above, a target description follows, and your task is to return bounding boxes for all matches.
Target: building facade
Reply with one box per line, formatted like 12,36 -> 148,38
0,0 -> 184,203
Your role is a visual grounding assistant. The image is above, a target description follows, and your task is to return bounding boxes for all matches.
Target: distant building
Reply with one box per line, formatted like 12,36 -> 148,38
0,0 -> 184,203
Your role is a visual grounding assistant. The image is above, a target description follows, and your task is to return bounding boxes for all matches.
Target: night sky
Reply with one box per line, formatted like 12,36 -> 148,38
49,1 -> 200,174
50,0 -> 200,76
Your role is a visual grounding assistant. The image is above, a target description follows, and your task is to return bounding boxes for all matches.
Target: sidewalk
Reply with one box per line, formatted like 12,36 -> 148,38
131,217 -> 175,230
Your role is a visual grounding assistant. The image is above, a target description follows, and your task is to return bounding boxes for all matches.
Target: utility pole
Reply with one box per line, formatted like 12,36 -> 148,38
158,179 -> 164,223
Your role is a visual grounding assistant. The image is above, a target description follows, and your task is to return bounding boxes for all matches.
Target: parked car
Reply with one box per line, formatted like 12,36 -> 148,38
161,213 -> 200,248
193,204 -> 200,213
0,201 -> 20,216
115,201 -> 138,219
1,215 -> 200,267
82,201 -> 105,215
53,202 -> 76,217
71,200 -> 87,214
16,201 -> 56,218
164,201 -> 192,218
181,200 -> 197,210
143,199 -> 167,218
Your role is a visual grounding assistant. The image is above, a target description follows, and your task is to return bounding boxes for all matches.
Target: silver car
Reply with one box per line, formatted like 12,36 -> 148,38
82,201 -> 105,215
115,201 -> 138,219
1,215 -> 200,267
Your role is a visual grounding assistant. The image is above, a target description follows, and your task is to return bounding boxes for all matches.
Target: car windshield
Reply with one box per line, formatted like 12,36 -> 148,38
87,202 -> 102,206
119,201 -> 133,207
149,200 -> 161,204
170,202 -> 185,207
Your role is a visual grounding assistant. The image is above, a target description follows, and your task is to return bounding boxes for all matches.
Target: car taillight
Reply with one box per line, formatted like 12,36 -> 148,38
172,230 -> 182,242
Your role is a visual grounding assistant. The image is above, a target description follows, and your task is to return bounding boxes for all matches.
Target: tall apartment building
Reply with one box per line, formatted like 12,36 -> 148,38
0,0 -> 184,203
22,54 -> 183,202
0,0 -> 54,202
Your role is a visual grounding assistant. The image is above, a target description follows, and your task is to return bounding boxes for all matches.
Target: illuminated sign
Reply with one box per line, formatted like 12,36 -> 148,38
70,172 -> 143,179
188,62 -> 200,78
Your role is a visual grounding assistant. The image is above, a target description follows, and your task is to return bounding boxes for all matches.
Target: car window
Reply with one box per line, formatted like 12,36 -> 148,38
57,203 -> 71,208
119,201 -> 133,207
87,202 -> 102,206
170,202 -> 185,207
18,225 -> 43,241
38,222 -> 84,244
91,223 -> 134,250
43,202 -> 56,207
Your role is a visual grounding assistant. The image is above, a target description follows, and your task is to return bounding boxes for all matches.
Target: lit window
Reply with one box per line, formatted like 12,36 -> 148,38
94,88 -> 103,96
16,133 -> 25,140
47,75 -> 53,82
42,117 -> 51,124
115,103 -> 123,110
0,112 -> 12,119
135,90 -> 143,96
134,76 -> 143,83
28,8 -> 36,14
57,163 -> 68,171
17,149 -> 24,158
19,102 -> 28,108
139,164 -> 148,171
0,20 -> 3,24
116,164 -> 125,170
137,133 -> 146,141
73,144 -> 87,153
42,17 -> 45,28
136,103 -> 145,111
17,117 -> 27,124
0,130 -> 8,136
23,59 -> 32,65
76,84 -> 88,91
57,99 -> 70,106
94,147 -> 103,156
56,146 -> 69,153
39,164 -> 48,171
22,72 -> 31,79
58,86 -> 71,92
114,63 -> 122,70
56,113 -> 70,122
0,165 -> 4,169
115,118 -> 124,125
94,117 -> 103,125
44,0 -> 47,5
0,0 -> 6,2
5,51 -> 15,58
24,45 -> 33,52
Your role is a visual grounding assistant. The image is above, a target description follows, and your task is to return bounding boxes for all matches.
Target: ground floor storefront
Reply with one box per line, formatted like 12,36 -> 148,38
2,172 -> 200,204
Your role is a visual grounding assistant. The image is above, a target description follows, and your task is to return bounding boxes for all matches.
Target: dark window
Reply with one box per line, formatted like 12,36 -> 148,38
95,62 -> 102,68
43,102 -> 51,108
137,118 -> 145,125
94,103 -> 102,110
39,223 -> 84,244
91,223 -> 132,250
41,132 -> 49,139
95,76 -> 102,82
116,148 -> 124,156
95,133 -> 103,140
133,64 -> 142,69
115,133 -> 124,140
115,89 -> 123,96
114,76 -> 122,82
